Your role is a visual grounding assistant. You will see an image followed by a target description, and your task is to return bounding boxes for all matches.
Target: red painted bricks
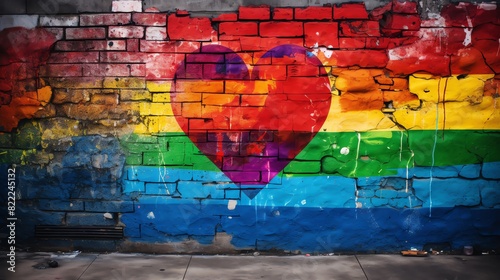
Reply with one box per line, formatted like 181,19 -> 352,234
304,22 -> 339,48
295,7 -> 332,20
334,3 -> 369,19
219,22 -> 258,36
393,0 -> 418,14
382,14 -> 421,31
260,22 -> 303,37
168,15 -> 213,41
239,6 -> 270,20
340,21 -> 381,37
273,8 -> 293,20
339,37 -> 366,49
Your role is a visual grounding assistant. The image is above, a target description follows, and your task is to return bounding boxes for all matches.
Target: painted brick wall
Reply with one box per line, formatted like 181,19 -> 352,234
0,0 -> 499,253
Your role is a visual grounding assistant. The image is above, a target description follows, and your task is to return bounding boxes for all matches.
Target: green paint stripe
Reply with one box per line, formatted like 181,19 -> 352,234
120,130 -> 500,177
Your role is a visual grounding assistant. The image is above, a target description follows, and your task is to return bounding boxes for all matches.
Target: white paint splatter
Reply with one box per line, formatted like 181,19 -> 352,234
147,211 -> 155,219
463,28 -> 472,46
340,147 -> 350,155
355,202 -> 362,208
301,199 -> 307,205
103,212 -> 113,219
227,199 -> 237,210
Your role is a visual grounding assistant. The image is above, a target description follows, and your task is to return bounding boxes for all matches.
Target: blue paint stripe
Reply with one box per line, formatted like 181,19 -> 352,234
123,163 -> 500,209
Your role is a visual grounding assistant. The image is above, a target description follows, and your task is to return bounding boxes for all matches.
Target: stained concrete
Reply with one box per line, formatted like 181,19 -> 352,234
184,255 -> 366,280
1,252 -> 500,280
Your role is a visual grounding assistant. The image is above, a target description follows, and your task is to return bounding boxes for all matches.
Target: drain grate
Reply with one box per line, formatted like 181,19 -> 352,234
35,225 -> 124,239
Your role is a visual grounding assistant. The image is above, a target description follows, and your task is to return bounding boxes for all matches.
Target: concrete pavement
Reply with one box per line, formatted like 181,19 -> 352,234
1,251 -> 499,280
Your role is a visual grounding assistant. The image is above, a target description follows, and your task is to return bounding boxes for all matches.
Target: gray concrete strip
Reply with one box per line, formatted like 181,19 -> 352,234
0,252 -> 97,280
78,253 -> 191,280
184,255 -> 367,280
357,254 -> 500,280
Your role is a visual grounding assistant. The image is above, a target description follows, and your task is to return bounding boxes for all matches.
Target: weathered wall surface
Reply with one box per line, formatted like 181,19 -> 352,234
0,0 -> 499,253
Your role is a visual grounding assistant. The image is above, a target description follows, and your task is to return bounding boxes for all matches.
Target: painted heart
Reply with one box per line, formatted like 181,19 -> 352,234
171,44 -> 331,197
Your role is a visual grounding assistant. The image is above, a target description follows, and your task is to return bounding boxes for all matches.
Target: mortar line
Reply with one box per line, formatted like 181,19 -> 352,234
76,253 -> 99,280
354,255 -> 369,280
182,255 -> 193,280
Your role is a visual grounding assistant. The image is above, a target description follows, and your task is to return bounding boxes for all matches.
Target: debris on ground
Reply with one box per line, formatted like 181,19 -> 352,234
33,259 -> 59,269
401,250 -> 428,257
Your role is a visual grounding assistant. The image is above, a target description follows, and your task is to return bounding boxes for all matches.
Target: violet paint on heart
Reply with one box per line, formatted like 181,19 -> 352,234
171,44 -> 332,197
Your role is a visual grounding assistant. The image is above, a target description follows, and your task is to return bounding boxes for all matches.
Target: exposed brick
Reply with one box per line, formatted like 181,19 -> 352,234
66,27 -> 106,40
48,77 -> 103,89
90,92 -> 119,105
132,13 -> 167,26
339,37 -> 366,49
39,64 -> 83,77
260,22 -> 303,37
239,6 -> 270,20
304,22 -> 339,48
219,22 -> 258,36
340,21 -> 380,37
295,7 -> 332,20
145,27 -> 167,40
109,26 -> 145,38
80,13 -> 131,26
212,13 -> 238,22
140,40 -> 200,53
82,64 -> 130,77
120,89 -> 151,101
273,8 -> 293,20
101,52 -> 147,63
48,52 -> 99,63
52,89 -> 91,104
112,0 -> 142,12
39,15 -> 79,26
168,14 -> 213,41
334,3 -> 369,19
54,40 -> 126,51
382,14 -> 421,31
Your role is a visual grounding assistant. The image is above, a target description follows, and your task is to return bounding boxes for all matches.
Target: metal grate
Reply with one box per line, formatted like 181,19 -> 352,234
35,225 -> 124,240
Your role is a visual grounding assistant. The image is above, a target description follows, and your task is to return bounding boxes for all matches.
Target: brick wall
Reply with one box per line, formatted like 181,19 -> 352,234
0,0 -> 499,253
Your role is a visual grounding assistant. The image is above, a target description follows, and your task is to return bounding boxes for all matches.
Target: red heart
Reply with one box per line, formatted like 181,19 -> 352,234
171,45 -> 331,197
